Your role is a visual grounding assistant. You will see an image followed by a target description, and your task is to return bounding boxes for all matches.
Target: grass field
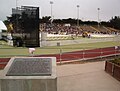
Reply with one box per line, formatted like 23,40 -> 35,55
0,40 -> 120,58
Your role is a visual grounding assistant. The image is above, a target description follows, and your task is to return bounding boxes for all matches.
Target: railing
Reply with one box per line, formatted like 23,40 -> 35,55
0,46 -> 120,69
105,61 -> 120,81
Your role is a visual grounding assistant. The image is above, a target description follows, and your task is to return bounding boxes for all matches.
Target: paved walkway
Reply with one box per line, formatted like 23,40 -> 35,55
0,61 -> 120,91
57,61 -> 120,91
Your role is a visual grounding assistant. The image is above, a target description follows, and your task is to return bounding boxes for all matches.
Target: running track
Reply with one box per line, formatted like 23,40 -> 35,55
0,46 -> 120,69
35,46 -> 120,62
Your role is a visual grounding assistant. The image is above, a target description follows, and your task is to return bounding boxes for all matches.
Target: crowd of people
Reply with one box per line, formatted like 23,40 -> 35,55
41,23 -> 81,36
40,23 -> 119,37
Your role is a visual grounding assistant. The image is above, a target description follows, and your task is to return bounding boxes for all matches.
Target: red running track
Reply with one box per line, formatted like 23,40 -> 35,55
0,46 -> 120,69
35,46 -> 120,62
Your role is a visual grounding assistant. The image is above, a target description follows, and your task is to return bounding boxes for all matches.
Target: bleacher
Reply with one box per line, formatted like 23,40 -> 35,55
40,23 -> 120,40
80,25 -> 97,33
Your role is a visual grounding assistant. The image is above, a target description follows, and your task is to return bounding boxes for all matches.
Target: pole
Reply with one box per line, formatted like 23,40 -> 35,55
60,48 -> 62,65
77,5 -> 80,26
97,8 -> 100,27
16,0 -> 18,8
100,48 -> 103,59
50,1 -> 53,19
83,48 -> 85,60
16,0 -> 18,32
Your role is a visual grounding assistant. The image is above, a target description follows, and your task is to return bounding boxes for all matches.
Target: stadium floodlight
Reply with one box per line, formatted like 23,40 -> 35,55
77,5 -> 80,26
50,1 -> 54,19
16,0 -> 18,8
16,0 -> 18,32
97,8 -> 100,27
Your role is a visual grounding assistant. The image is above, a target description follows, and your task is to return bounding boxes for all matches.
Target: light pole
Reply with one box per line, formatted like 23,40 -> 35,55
97,8 -> 100,27
16,0 -> 18,32
77,5 -> 80,26
50,1 -> 53,19
16,0 -> 18,8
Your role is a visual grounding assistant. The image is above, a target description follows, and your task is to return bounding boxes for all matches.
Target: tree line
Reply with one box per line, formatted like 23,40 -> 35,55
4,15 -> 120,31
40,16 -> 120,30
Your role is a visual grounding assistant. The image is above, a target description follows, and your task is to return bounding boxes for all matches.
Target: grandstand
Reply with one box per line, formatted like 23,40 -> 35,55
108,27 -> 119,33
79,25 -> 96,33
91,25 -> 116,34
40,23 -> 120,40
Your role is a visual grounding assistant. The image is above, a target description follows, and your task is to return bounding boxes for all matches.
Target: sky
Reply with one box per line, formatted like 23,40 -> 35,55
0,0 -> 120,21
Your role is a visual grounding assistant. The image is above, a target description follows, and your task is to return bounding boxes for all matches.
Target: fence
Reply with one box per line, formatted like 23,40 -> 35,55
0,46 -> 120,69
105,61 -> 120,81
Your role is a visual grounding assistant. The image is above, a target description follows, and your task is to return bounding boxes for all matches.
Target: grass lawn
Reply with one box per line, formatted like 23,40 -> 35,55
0,41 -> 120,58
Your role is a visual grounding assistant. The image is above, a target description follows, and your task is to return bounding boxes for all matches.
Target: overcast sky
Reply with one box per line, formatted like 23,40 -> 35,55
0,0 -> 120,21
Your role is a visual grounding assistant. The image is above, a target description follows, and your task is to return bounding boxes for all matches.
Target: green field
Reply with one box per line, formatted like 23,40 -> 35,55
0,40 -> 120,58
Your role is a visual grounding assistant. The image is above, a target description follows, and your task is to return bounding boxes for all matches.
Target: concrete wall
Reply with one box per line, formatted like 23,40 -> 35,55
0,79 -> 57,91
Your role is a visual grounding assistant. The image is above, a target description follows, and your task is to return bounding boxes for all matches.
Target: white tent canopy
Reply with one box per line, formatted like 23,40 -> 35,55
0,20 -> 7,32
0,20 -> 7,39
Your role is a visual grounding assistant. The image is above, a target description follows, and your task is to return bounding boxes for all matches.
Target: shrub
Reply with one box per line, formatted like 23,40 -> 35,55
110,58 -> 120,65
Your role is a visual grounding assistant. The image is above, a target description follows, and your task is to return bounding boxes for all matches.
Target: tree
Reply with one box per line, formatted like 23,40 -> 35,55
40,16 -> 51,23
109,16 -> 120,30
